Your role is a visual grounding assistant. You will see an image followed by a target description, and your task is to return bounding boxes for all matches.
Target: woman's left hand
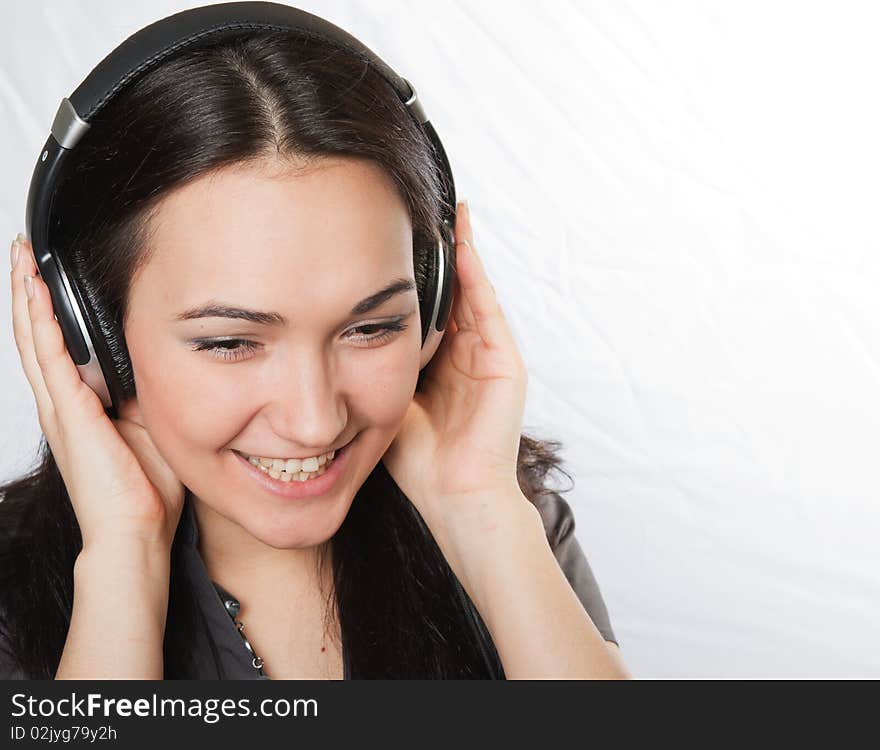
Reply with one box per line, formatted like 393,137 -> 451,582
381,201 -> 529,538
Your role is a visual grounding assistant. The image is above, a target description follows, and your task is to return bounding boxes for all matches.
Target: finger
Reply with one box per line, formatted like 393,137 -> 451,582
453,202 -> 518,354
25,256 -> 104,431
10,236 -> 56,423
450,254 -> 477,332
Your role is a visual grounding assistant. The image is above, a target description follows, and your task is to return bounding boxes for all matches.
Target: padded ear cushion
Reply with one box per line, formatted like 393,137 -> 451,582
55,250 -> 131,419
417,227 -> 439,349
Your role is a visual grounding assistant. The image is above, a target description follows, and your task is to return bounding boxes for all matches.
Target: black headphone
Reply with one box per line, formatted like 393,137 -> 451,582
24,0 -> 457,422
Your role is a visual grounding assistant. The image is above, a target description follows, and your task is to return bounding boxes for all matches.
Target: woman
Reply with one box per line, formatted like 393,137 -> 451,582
0,26 -> 628,679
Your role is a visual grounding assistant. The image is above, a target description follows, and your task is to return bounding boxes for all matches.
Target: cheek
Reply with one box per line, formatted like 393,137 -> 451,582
352,343 -> 421,426
127,333 -> 247,458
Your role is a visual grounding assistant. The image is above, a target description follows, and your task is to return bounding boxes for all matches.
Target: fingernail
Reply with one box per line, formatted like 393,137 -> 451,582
11,235 -> 23,267
24,274 -> 33,299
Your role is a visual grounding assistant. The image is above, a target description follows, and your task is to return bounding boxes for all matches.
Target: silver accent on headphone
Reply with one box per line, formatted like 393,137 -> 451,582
49,251 -> 113,409
401,77 -> 427,125
428,233 -> 446,335
51,98 -> 90,150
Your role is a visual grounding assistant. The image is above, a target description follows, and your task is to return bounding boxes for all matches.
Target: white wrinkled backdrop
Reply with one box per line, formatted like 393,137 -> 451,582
2,1 -> 878,678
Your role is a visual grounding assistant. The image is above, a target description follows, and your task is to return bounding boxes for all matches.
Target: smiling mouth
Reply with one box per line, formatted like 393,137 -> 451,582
231,435 -> 356,481
235,451 -> 334,481
230,434 -> 357,500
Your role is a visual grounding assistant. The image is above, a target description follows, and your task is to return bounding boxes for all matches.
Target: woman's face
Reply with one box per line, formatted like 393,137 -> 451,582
123,156 -> 422,550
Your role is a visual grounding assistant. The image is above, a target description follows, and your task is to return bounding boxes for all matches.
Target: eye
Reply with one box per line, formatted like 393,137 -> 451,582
189,318 -> 409,362
189,338 -> 260,362
347,319 -> 408,345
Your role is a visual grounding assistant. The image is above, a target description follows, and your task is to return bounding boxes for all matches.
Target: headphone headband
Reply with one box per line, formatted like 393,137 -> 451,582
56,3 -> 428,147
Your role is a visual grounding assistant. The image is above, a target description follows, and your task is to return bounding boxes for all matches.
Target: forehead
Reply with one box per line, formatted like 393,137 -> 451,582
128,157 -> 415,316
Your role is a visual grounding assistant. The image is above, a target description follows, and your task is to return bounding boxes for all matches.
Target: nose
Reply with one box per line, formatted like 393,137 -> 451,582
264,348 -> 347,453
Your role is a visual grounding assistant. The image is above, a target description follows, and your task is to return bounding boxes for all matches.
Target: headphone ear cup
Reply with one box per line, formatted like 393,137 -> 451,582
418,219 -> 456,372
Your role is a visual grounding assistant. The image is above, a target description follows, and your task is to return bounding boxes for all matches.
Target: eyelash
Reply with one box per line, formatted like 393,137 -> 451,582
189,319 -> 409,362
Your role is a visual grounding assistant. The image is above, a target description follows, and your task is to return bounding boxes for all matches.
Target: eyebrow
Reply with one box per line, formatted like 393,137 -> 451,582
173,277 -> 417,326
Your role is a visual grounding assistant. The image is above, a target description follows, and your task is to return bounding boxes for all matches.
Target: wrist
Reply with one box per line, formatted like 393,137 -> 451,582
75,537 -> 172,587
434,488 -> 545,597
438,485 -> 540,540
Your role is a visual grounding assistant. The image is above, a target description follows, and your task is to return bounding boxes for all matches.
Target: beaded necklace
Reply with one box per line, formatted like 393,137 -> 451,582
212,581 -> 268,678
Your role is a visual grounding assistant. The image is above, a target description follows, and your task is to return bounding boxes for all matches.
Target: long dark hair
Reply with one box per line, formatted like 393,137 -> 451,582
0,29 -> 575,679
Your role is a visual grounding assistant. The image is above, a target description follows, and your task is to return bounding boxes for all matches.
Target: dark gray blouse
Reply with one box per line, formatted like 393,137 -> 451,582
0,492 -> 617,679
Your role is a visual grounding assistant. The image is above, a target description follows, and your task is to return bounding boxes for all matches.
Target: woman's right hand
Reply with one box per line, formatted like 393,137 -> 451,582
10,234 -> 185,552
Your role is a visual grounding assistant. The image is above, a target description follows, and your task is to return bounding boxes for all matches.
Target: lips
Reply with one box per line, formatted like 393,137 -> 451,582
231,433 -> 357,500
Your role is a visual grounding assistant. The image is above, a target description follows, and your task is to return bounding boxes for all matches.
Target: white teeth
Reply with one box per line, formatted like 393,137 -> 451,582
248,450 -> 333,468
242,445 -> 345,484
245,452 -> 334,482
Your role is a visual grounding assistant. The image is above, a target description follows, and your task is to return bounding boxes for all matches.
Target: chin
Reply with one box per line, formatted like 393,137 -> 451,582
238,492 -> 356,550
